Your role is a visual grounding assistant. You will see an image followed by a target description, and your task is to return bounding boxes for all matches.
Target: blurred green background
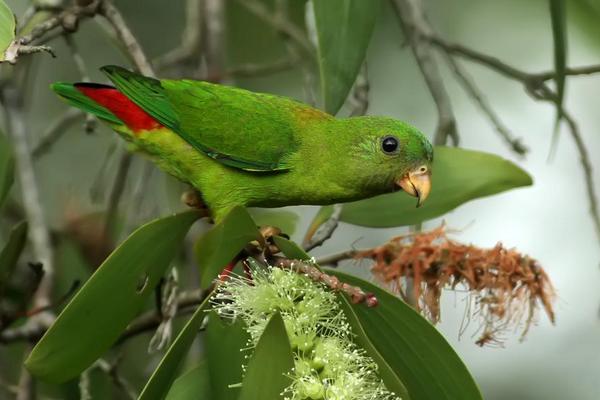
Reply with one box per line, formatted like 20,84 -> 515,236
2,0 -> 600,399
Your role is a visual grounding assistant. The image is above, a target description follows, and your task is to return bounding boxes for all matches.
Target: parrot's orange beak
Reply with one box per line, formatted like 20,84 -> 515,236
396,166 -> 431,208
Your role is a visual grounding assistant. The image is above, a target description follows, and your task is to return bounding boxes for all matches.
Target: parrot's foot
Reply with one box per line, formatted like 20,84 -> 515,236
258,225 -> 289,255
180,189 -> 208,210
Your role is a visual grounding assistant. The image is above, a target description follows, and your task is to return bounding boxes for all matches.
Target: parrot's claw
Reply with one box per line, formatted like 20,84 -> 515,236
180,189 -> 207,210
256,225 -> 288,255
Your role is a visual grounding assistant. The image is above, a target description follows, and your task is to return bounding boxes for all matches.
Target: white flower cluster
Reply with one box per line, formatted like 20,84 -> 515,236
212,261 -> 400,400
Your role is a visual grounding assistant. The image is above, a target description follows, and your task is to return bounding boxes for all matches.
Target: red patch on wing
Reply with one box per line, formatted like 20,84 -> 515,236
76,84 -> 162,132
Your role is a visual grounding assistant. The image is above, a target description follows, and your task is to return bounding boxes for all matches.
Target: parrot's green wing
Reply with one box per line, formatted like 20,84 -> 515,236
101,65 -> 321,172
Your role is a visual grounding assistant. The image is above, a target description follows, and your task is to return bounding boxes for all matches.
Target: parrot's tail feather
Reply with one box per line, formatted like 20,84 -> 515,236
51,82 -> 163,132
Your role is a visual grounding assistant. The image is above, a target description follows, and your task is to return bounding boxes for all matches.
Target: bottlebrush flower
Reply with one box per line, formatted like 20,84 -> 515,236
212,260 -> 399,400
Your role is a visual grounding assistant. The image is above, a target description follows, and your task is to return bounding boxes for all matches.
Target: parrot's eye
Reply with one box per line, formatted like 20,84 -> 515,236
381,135 -> 400,155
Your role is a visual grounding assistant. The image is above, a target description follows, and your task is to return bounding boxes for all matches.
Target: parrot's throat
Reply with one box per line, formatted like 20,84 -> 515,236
76,83 -> 162,132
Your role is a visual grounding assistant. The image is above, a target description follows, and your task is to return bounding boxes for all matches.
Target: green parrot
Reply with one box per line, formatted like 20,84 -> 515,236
52,66 -> 433,222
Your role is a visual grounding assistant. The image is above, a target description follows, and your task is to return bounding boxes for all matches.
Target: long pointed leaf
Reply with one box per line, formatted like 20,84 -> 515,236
165,361 -> 212,400
549,0 -> 568,153
238,312 -> 294,400
312,0 -> 379,114
326,269 -> 483,400
0,221 -> 27,296
0,129 -> 14,208
139,293 -> 213,400
26,211 -> 201,383
195,206 -> 261,288
205,314 -> 249,400
0,0 -> 15,62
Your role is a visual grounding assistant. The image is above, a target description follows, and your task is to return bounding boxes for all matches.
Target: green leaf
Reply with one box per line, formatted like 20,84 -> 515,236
0,0 -> 15,62
341,146 -> 533,227
312,0 -> 379,114
205,313 -> 250,400
303,205 -> 333,246
549,0 -> 567,153
273,235 -> 310,260
25,211 -> 201,383
139,293 -> 213,400
238,312 -> 294,400
248,208 -> 299,235
0,221 -> 27,296
326,270 -> 483,400
0,130 -> 14,208
165,361 -> 212,400
336,294 -> 411,400
195,206 -> 261,288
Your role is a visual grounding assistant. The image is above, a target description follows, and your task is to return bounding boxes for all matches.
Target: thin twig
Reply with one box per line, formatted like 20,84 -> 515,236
238,0 -> 315,59
201,0 -> 227,81
0,288 -> 211,345
276,0 -> 317,105
63,34 -> 96,132
97,0 -> 155,77
117,288 -> 211,344
562,111 -> 600,243
16,364 -> 34,400
226,57 -> 298,78
103,151 -> 132,239
315,249 -> 360,267
154,0 -> 203,71
349,63 -> 370,117
32,109 -> 84,159
1,87 -> 54,310
273,257 -> 378,307
94,359 -> 137,400
391,0 -> 458,146
442,53 -> 528,156
303,204 -> 342,252
534,64 -> 600,81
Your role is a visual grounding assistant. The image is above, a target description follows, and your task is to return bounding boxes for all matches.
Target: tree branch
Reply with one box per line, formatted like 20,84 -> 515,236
391,0 -> 458,146
97,0 -> 155,77
441,53 -> 528,156
32,109 -> 84,159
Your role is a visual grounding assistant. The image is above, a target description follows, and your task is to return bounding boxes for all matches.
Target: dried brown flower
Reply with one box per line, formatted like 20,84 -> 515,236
357,225 -> 555,346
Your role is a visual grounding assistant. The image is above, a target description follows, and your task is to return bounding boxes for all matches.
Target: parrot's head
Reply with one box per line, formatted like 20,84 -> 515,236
338,116 -> 433,207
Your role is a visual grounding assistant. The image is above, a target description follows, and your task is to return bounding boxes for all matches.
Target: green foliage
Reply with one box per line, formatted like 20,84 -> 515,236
0,221 -> 27,296
326,270 -> 483,400
336,294 -> 411,400
273,235 -> 310,259
340,146 -> 533,227
303,204 -> 334,245
312,0 -> 379,114
237,312 -> 295,400
205,314 -> 250,400
165,362 -> 211,400
195,206 -> 262,288
139,293 -> 213,400
549,0 -> 567,150
0,0 -> 15,62
248,208 -> 299,235
0,130 -> 14,208
25,211 -> 200,383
